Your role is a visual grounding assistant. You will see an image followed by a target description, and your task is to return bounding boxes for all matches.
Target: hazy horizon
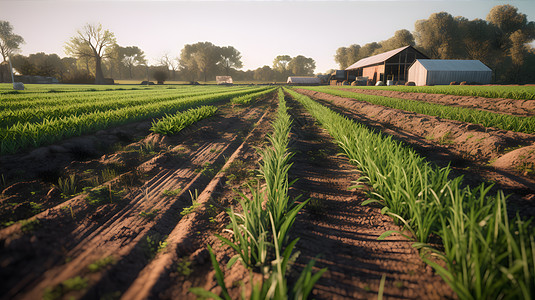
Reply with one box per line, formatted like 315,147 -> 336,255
2,0 -> 534,74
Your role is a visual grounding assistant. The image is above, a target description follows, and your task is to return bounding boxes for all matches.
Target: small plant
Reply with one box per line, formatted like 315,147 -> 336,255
437,131 -> 454,145
138,142 -> 157,156
84,185 -> 122,206
161,188 -> 182,197
139,209 -> 160,221
88,256 -> 116,273
176,257 -> 193,277
181,189 -> 201,216
101,168 -> 118,183
143,234 -> 168,259
20,219 -> 40,233
56,174 -> 78,198
306,198 -> 326,215
43,276 -> 88,300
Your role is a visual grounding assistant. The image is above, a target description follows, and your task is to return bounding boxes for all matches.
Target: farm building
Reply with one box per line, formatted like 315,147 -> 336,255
407,59 -> 492,86
344,45 -> 428,85
216,76 -> 233,85
287,77 -> 321,85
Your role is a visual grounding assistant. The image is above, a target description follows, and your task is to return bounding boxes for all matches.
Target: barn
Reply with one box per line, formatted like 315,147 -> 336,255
407,59 -> 492,86
287,77 -> 321,85
345,45 -> 428,85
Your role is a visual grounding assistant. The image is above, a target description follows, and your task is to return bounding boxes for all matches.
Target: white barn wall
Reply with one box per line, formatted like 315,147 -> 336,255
407,61 -> 428,86
408,60 -> 492,86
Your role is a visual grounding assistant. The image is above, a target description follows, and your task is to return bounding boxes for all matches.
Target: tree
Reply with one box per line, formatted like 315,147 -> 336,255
179,44 -> 199,81
121,46 -> 146,79
65,23 -> 116,84
159,52 -> 179,81
219,46 -> 243,76
179,42 -> 222,82
153,67 -> 169,84
378,29 -> 415,52
0,20 -> 24,62
288,55 -> 316,76
487,5 -> 534,37
253,65 -> 274,81
414,12 -> 463,59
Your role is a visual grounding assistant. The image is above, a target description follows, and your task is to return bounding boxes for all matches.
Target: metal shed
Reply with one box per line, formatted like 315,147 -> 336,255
408,59 -> 492,86
345,45 -> 428,85
287,77 -> 321,85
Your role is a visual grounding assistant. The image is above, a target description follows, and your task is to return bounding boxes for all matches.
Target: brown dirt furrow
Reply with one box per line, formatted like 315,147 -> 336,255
119,108 -> 273,300
0,98 -> 272,300
285,93 -> 454,299
338,87 -> 535,116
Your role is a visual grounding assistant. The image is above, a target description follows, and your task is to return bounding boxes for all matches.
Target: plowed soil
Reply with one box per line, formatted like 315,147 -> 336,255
2,87 -> 531,300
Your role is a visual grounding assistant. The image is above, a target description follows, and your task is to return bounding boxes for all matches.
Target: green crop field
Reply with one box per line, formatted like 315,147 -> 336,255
0,84 -> 269,154
350,85 -> 535,100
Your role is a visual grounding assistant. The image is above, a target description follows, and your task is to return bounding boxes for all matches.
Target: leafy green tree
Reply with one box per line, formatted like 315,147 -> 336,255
0,20 -> 24,62
288,55 -> 316,76
219,46 -> 243,76
65,23 -> 116,84
378,29 -> 415,53
253,65 -> 274,81
414,12 -> 463,59
121,46 -> 146,79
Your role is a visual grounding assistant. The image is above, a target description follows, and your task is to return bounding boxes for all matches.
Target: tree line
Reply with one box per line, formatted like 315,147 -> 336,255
2,4 -> 534,84
0,22 -> 316,84
334,5 -> 535,83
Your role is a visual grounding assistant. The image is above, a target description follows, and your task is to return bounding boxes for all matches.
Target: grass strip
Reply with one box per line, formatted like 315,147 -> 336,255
302,86 -> 535,134
287,88 -> 534,300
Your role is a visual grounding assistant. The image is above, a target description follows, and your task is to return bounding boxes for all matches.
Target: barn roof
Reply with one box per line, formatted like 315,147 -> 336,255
287,77 -> 321,84
414,59 -> 492,72
346,45 -> 422,70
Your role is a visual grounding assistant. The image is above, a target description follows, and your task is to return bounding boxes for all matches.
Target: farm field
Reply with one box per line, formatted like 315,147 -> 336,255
0,84 -> 534,300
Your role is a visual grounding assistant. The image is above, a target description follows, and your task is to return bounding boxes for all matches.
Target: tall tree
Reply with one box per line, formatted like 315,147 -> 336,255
378,29 -> 415,52
414,12 -> 462,59
121,46 -> 146,79
0,20 -> 24,62
179,44 -> 199,81
219,46 -> 243,76
159,52 -> 179,80
288,55 -> 316,76
65,23 -> 116,84
253,65 -> 274,81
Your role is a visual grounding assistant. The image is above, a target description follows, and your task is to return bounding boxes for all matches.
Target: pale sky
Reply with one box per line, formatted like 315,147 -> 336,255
1,0 -> 534,73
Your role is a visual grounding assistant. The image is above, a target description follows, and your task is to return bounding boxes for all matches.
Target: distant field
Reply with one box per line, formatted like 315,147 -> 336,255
353,85 -> 535,100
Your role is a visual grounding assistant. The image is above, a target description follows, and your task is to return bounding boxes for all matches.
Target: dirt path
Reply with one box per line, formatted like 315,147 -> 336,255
338,87 -> 535,116
282,93 -> 454,299
0,97 -> 276,300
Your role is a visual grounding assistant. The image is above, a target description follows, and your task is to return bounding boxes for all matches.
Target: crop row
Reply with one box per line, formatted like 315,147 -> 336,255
352,85 -> 535,100
0,87 -> 268,155
150,105 -> 218,135
230,87 -> 277,105
192,89 -> 324,299
0,86 -> 248,128
304,86 -> 535,134
287,88 -> 534,300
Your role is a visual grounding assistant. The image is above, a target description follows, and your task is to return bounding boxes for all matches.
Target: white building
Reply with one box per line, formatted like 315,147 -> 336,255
408,59 -> 492,86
